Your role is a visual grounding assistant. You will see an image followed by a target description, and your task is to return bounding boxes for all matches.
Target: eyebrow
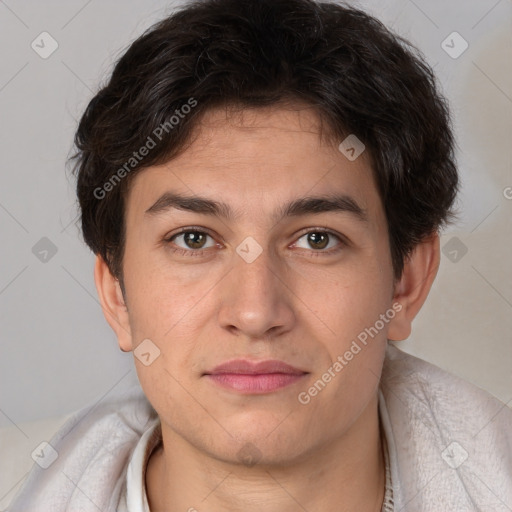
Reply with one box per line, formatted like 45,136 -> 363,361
144,192 -> 368,223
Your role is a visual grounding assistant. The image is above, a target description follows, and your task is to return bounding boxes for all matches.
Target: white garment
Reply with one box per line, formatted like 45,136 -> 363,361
7,344 -> 512,511
124,416 -> 161,511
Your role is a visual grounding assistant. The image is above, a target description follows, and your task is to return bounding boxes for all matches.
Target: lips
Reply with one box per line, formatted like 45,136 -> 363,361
205,359 -> 307,376
204,359 -> 308,394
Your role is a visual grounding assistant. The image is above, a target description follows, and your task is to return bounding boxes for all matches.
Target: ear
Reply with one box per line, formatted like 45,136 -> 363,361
387,233 -> 440,342
94,254 -> 133,352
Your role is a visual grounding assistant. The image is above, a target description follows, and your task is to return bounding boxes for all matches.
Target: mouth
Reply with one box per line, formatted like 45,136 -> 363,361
203,359 -> 309,394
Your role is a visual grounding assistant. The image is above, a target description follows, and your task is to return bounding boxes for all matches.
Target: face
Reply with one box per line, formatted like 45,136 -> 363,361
118,105 -> 397,465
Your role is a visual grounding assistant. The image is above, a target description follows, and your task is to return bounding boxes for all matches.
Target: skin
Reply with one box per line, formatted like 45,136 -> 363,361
95,104 -> 440,512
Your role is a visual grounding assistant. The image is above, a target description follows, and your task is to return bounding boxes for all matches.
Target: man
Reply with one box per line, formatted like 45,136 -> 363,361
8,0 -> 512,511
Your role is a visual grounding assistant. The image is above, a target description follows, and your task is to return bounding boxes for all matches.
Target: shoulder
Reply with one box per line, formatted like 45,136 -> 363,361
381,343 -> 511,432
7,384 -> 157,512
379,343 -> 512,511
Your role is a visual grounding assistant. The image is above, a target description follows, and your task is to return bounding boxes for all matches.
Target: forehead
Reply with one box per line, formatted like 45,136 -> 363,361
125,105 -> 383,226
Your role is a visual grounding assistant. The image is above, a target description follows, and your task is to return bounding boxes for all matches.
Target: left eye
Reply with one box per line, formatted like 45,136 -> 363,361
170,231 -> 216,250
294,231 -> 341,251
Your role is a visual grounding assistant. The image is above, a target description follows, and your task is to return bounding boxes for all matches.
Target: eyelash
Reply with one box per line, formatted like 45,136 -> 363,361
163,226 -> 346,258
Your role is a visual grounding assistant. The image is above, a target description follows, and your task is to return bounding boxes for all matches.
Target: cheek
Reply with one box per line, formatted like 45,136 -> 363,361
124,263 -> 209,428
294,257 -> 393,341
303,259 -> 392,404
123,242 -> 204,333
302,276 -> 390,420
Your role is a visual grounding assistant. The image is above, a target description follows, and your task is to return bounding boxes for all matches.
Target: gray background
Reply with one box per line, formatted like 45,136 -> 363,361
0,0 -> 511,431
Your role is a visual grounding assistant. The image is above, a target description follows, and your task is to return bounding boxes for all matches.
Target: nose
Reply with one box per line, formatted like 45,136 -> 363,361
217,244 -> 296,340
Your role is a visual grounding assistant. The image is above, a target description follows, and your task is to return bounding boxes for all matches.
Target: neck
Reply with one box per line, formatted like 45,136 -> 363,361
146,392 -> 386,512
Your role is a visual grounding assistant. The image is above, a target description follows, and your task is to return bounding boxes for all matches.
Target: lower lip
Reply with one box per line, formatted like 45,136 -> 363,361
205,373 -> 307,393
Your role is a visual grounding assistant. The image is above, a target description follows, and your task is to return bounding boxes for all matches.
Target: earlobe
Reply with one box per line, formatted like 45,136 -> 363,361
93,255 -> 133,352
387,233 -> 440,342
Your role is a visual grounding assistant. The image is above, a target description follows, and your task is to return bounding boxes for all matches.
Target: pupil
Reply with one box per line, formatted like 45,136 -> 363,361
186,232 -> 205,249
309,232 -> 328,249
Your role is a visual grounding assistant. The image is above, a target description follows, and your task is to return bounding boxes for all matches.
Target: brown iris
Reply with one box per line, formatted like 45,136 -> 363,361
183,231 -> 207,249
307,232 -> 329,250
